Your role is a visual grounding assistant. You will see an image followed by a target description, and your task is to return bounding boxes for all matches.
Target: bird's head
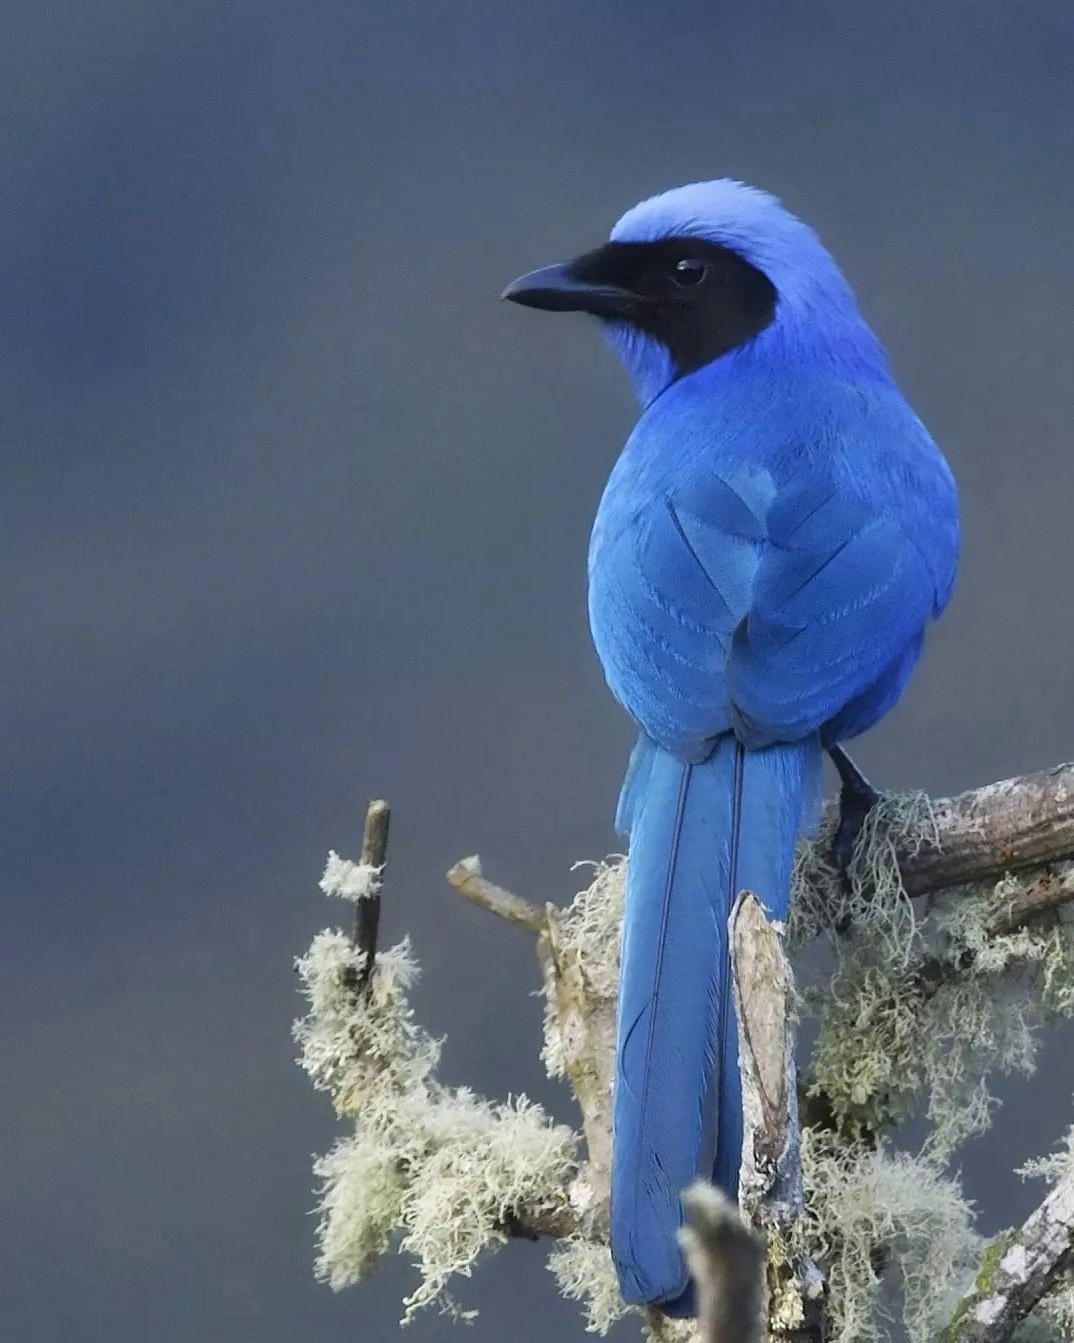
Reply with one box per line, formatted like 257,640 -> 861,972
502,179 -> 878,406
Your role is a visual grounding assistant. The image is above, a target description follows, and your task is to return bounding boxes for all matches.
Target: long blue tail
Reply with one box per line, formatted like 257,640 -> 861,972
610,731 -> 817,1312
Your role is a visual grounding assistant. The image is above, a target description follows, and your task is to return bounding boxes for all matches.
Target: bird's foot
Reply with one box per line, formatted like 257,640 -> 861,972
828,744 -> 882,881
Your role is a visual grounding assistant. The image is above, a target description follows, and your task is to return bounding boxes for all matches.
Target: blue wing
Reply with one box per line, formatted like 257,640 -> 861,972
727,479 -> 937,743
588,376 -> 958,754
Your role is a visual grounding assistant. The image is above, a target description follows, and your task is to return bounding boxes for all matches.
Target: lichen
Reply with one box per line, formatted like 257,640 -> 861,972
643,1314 -> 698,1342
547,1238 -> 631,1335
789,789 -> 936,953
312,1134 -> 407,1286
294,931 -> 439,1115
802,1130 -> 982,1343
795,797 -> 1074,1158
295,854 -> 578,1322
319,850 -> 383,902
298,807 -> 1074,1339
541,857 -> 624,1080
1018,1115 -> 1074,1187
399,1091 -> 578,1319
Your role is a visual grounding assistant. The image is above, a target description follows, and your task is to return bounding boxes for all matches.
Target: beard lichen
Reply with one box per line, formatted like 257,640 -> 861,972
791,794 -> 1074,1339
802,1130 -> 982,1343
295,866 -> 577,1323
793,794 -> 1074,1158
789,789 -> 936,953
547,1237 -> 631,1335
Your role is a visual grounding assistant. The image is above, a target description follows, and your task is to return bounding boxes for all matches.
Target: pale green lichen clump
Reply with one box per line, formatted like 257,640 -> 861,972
556,859 -> 625,1000
789,789 -> 937,953
802,1130 -> 982,1343
294,859 -> 577,1322
547,1238 -> 631,1335
546,1233 -> 696,1342
789,790 -> 1074,1341
794,794 -> 1074,1157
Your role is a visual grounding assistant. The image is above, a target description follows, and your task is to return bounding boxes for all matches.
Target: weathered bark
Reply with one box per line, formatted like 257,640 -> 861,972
941,1166 -> 1074,1341
538,902 -> 617,1237
731,893 -> 824,1342
894,763 -> 1074,899
352,798 -> 389,993
985,860 -> 1074,934
446,854 -> 546,933
679,1183 -> 765,1343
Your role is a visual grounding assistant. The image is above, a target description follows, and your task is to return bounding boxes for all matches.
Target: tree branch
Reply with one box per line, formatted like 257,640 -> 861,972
986,860 -> 1074,934
901,860 -> 1074,1005
445,855 -> 546,933
448,765 -> 1074,943
941,1164 -> 1074,1341
893,762 -> 1074,900
352,798 -> 390,993
801,860 -> 1074,1142
430,761 -> 1074,1337
679,1183 -> 765,1343
732,892 -> 824,1341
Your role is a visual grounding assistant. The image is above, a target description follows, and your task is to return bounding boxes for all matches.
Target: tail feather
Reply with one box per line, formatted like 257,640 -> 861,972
610,732 -> 816,1310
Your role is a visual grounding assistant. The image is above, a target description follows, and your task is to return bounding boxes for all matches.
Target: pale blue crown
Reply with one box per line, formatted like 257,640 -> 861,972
603,179 -> 886,405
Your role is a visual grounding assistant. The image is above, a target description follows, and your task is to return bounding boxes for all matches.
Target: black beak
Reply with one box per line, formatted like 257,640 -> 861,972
501,259 -> 634,317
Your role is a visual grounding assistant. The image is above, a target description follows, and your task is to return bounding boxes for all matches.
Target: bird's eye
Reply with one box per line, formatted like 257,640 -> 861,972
670,258 -> 709,288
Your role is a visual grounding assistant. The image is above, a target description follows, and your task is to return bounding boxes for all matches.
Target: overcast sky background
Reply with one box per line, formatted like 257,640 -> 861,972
4,3 -> 1074,1340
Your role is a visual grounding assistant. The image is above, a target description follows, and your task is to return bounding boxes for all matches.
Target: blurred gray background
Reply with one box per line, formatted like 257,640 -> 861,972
3,2 -> 1073,1339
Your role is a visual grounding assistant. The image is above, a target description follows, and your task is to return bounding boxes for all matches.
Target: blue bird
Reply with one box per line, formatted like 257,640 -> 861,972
502,180 -> 958,1314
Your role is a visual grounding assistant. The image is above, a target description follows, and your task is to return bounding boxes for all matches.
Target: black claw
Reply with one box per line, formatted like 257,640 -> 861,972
828,744 -> 882,880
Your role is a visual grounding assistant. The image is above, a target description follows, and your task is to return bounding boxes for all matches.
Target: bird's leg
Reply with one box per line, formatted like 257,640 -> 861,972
828,744 -> 882,878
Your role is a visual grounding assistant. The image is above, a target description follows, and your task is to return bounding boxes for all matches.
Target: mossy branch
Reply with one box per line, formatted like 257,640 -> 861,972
888,762 -> 1074,900
941,1158 -> 1074,1341
296,761 -> 1074,1340
448,764 -> 1074,943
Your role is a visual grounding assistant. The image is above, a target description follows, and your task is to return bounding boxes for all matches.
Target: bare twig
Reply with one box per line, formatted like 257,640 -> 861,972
731,892 -> 824,1341
679,1183 -> 765,1343
445,855 -> 546,933
446,855 -> 612,1234
353,799 -> 390,992
941,1164 -> 1074,1341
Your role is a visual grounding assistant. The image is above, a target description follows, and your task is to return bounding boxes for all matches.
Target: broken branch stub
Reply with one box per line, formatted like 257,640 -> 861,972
731,891 -> 824,1341
352,799 -> 390,993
